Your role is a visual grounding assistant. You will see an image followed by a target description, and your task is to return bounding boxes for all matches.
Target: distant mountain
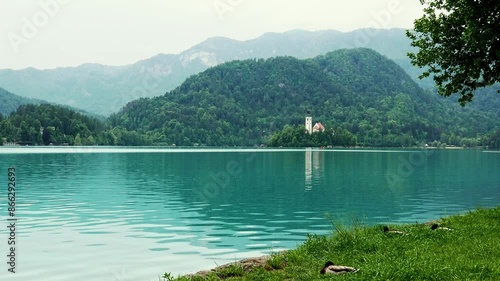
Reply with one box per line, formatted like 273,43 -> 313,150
0,87 -> 102,120
0,28 -> 429,116
2,28 -> 498,116
0,61 -> 181,117
110,48 -> 500,147
0,87 -> 44,116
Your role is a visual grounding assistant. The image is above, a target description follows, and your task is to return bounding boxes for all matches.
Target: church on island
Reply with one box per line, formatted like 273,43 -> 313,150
305,111 -> 325,134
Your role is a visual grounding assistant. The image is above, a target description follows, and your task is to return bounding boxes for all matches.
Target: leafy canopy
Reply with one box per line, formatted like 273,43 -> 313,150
407,0 -> 500,105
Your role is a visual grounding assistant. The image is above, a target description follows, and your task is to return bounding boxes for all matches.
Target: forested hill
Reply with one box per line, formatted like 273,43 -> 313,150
0,104 -> 150,146
110,48 -> 500,147
0,88 -> 43,116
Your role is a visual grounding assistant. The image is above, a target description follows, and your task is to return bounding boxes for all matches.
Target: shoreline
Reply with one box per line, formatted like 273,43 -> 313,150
174,217 -> 446,279
180,255 -> 276,279
169,208 -> 500,280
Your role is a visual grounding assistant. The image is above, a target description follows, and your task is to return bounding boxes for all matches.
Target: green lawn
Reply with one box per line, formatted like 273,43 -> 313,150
167,207 -> 500,281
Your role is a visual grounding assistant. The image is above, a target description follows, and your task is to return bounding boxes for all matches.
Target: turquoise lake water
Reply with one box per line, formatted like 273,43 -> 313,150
0,147 -> 498,280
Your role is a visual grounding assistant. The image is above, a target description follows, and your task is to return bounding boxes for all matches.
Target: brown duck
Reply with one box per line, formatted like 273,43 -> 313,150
383,225 -> 405,234
320,261 -> 359,275
430,223 -> 453,231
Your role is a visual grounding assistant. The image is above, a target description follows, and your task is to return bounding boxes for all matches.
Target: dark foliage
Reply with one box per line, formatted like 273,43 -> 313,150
408,0 -> 500,105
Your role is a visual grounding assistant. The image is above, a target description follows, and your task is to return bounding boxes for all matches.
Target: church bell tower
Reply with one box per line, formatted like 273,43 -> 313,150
305,110 -> 312,134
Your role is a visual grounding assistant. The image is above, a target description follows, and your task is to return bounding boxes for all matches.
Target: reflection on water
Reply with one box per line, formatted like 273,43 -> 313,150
0,148 -> 498,281
305,148 -> 312,190
305,149 -> 325,191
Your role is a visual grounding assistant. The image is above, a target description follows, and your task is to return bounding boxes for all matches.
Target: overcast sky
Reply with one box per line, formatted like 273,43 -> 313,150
0,0 -> 424,70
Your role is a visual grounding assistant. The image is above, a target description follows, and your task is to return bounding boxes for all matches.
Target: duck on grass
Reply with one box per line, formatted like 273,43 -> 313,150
166,207 -> 500,280
320,261 -> 359,275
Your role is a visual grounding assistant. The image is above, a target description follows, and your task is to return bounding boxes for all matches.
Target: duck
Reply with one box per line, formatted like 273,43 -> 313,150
430,223 -> 453,231
383,225 -> 405,234
320,261 -> 359,275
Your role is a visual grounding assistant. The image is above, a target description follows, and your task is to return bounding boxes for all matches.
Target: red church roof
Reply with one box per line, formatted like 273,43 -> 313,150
313,122 -> 325,132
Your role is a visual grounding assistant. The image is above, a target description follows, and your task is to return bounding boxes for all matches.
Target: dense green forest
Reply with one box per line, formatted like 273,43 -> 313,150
0,104 -> 150,146
110,48 -> 500,147
483,130 -> 500,149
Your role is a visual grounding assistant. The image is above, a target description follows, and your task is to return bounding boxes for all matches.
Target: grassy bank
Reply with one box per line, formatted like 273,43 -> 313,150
166,207 -> 500,280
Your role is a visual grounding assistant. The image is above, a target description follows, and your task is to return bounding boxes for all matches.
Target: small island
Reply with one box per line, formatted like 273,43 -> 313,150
266,111 -> 357,147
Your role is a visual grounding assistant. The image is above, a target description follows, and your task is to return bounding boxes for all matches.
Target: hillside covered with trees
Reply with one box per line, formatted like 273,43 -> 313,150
0,88 -> 44,116
2,49 -> 499,148
110,48 -> 500,147
0,104 -> 150,146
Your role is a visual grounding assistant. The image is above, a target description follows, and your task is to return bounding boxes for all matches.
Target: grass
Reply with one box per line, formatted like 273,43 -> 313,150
166,207 -> 500,280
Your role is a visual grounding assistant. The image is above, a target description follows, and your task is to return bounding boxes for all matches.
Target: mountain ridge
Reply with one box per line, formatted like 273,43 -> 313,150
110,48 -> 499,147
1,28 -> 498,117
0,87 -> 102,119
0,28 -> 420,116
0,87 -> 45,116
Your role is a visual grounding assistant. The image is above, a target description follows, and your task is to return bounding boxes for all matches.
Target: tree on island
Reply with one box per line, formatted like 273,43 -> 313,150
407,0 -> 500,105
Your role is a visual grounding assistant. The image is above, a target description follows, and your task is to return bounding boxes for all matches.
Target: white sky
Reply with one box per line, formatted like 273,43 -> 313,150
0,0 -> 424,70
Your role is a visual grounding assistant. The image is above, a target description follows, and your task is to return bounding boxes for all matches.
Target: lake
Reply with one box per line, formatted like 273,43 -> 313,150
0,147 -> 498,281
